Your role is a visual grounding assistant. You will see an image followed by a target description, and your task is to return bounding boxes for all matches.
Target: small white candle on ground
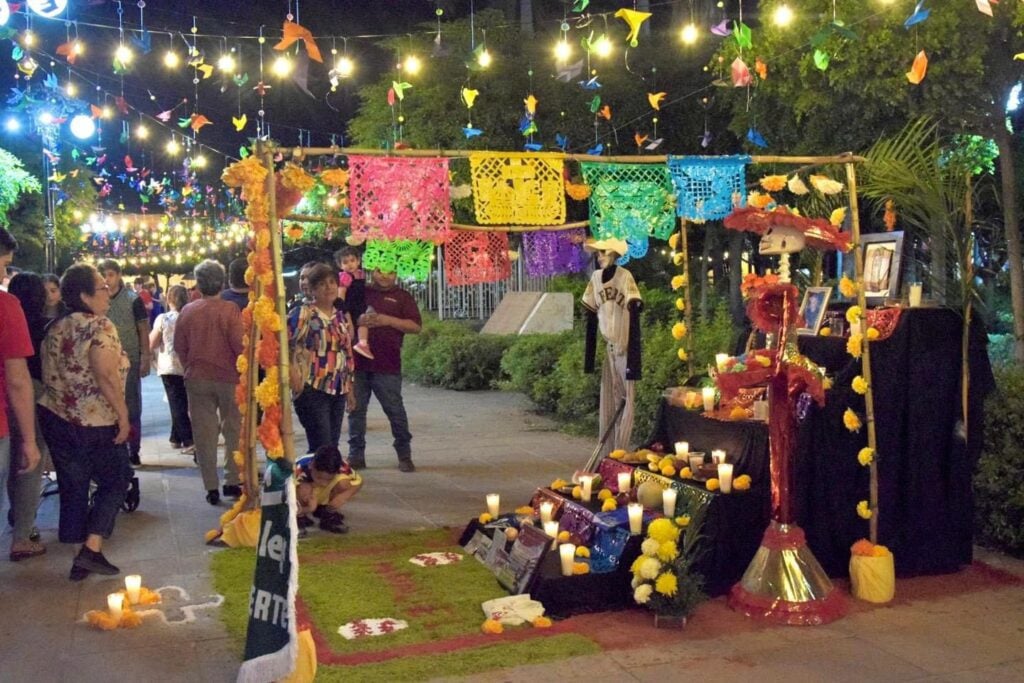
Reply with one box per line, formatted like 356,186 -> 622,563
486,493 -> 500,518
539,501 -> 554,524
580,475 -> 593,503
718,463 -> 734,493
559,543 -> 577,576
628,503 -> 643,535
544,521 -> 559,549
674,441 -> 689,455
662,487 -> 678,517
107,593 -> 124,621
702,387 -> 716,412
711,449 -> 727,465
715,353 -> 730,372
617,471 -> 632,494
124,575 -> 142,605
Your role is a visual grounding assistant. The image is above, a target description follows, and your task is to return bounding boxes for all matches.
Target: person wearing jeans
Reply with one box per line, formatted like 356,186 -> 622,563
347,268 -> 421,472
150,285 -> 193,452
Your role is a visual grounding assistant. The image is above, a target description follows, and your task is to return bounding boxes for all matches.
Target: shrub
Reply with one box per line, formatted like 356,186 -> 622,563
974,364 -> 1024,556
499,331 -> 575,411
401,316 -> 511,390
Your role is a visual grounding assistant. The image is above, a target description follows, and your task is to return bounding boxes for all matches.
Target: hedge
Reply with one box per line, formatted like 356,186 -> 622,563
974,364 -> 1024,556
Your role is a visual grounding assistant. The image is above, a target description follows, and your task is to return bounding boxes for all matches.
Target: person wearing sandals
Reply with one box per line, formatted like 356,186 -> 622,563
38,264 -> 132,580
5,272 -> 50,561
150,285 -> 194,454
295,445 -> 361,534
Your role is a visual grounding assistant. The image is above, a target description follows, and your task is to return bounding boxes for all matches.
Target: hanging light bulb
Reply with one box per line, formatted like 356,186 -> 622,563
217,53 -> 236,74
773,4 -> 795,27
65,82 -> 78,97
192,154 -> 207,168
680,23 -> 699,45
593,35 -> 613,58
164,50 -> 180,68
72,40 -> 85,56
336,56 -> 355,78
477,48 -> 492,68
101,105 -> 113,119
554,40 -> 572,62
23,31 -> 35,47
166,138 -> 181,155
272,55 -> 293,77
136,124 -> 149,140
402,54 -> 421,75
114,44 -> 134,64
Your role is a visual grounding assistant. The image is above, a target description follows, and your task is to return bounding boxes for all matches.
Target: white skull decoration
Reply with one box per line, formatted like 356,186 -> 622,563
758,225 -> 806,255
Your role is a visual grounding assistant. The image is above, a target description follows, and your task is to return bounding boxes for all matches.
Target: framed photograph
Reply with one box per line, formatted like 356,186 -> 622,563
859,232 -> 904,304
798,287 -> 832,335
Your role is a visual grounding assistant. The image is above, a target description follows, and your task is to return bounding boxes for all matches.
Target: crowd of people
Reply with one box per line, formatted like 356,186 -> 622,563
0,228 -> 422,578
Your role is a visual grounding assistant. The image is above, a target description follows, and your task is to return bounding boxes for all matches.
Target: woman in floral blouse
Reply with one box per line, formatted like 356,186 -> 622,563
38,264 -> 132,581
288,263 -> 355,454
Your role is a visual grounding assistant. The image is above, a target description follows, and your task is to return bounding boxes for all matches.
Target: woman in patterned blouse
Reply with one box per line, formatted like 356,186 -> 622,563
288,263 -> 356,454
38,264 -> 132,581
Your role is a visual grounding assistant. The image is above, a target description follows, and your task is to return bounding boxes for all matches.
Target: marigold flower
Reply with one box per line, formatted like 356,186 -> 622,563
829,207 -> 847,227
857,447 -> 875,466
660,465 -> 676,478
823,376 -> 834,390
638,557 -> 662,580
819,327 -> 832,337
866,326 -> 880,341
759,174 -> 787,192
601,498 -> 618,512
598,488 -> 613,501
478,512 -> 493,524
747,191 -> 774,209
515,505 -> 535,516
675,297 -> 685,311
557,531 -> 571,543
672,253 -> 685,266
641,538 -> 661,557
844,408 -> 863,432
839,276 -> 858,298
531,616 -> 553,628
280,163 -> 316,192
634,583 -> 653,604
733,474 -> 752,491
851,539 -> 876,556
668,233 -> 680,250
656,540 -> 679,562
852,376 -> 868,394
575,546 -> 591,558
672,322 -> 687,340
856,500 -> 873,519
236,355 -> 249,375
571,485 -> 582,500
674,514 -> 691,527
551,478 -> 568,490
671,275 -> 686,291
655,571 -> 679,596
847,334 -> 863,359
564,180 -> 591,201
677,348 -> 689,362
647,518 -> 681,543
481,618 -> 503,634
846,305 -> 862,325
680,467 -> 693,479
706,478 -> 720,492
320,168 -> 349,187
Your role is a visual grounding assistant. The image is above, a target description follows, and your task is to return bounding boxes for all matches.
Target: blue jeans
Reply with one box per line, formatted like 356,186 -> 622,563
294,387 -> 347,454
347,371 -> 412,463
40,407 -> 133,544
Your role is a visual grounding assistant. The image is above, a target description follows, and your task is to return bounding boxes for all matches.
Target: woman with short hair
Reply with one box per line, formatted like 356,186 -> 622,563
150,284 -> 193,453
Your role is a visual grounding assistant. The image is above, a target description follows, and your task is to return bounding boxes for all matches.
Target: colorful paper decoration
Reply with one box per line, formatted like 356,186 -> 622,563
443,231 -> 511,286
348,156 -> 451,244
469,152 -> 565,225
667,155 -> 751,221
362,239 -> 434,282
522,228 -> 589,277
580,163 -> 677,248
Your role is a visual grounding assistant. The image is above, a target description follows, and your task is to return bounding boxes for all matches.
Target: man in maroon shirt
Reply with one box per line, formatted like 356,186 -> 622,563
347,268 -> 422,472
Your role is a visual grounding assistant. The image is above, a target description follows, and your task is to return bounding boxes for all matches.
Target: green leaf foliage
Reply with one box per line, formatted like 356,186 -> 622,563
975,365 -> 1024,557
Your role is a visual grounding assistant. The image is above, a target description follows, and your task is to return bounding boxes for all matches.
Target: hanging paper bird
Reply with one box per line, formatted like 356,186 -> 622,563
524,95 -> 538,115
587,143 -> 604,155
232,114 -> 247,132
645,138 -> 664,151
598,105 -> 612,121
647,92 -> 666,110
157,110 -> 173,122
124,156 -> 137,172
788,175 -> 810,195
572,0 -> 590,11
906,50 -> 928,84
253,81 -> 271,97
733,21 -> 753,50
711,20 -> 730,37
813,49 -> 830,72
555,133 -> 569,151
197,64 -> 214,79
132,30 -> 152,54
391,81 -> 412,101
524,142 -> 543,152
755,58 -> 768,80
810,174 -> 845,194
463,126 -> 483,139
555,59 -> 585,83
614,9 -> 652,46
273,20 -> 324,63
634,133 -> 649,147
49,171 -> 67,183
56,41 -> 78,65
579,76 -> 602,90
746,127 -> 768,148
519,115 -> 538,136
461,87 -> 479,108
115,96 -> 130,115
43,73 -> 58,89
904,1 -> 930,28
190,114 -> 213,133
589,95 -> 601,113
731,57 -> 752,87
701,130 -> 713,148
233,73 -> 249,87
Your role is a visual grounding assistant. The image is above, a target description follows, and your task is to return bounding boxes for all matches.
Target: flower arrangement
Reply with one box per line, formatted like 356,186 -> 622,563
630,509 -> 706,619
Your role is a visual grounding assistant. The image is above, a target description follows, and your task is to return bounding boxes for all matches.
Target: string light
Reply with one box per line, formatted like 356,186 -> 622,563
72,40 -> 85,56
554,40 -> 572,63
272,55 -> 293,77
23,31 -> 35,47
114,44 -> 134,65
163,50 -> 180,68
65,82 -> 78,97
101,105 -> 113,119
773,4 -> 795,27
593,35 -> 613,58
192,154 -> 207,168
402,54 -> 421,75
166,138 -> 181,155
217,53 -> 236,74
335,55 -> 355,78
477,48 -> 492,68
680,23 -> 699,45
135,123 -> 149,139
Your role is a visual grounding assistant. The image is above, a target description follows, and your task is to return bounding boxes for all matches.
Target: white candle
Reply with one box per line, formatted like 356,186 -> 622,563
688,453 -> 704,471
124,575 -> 142,605
628,503 -> 643,535
909,283 -> 923,307
486,493 -> 500,518
753,400 -> 769,421
559,543 -> 577,576
715,353 -> 730,372
702,387 -> 716,412
617,471 -> 632,494
107,593 -> 124,621
674,441 -> 689,455
544,521 -> 559,549
711,449 -> 727,465
718,463 -> 734,493
580,475 -> 593,503
539,501 -> 554,524
662,487 -> 678,517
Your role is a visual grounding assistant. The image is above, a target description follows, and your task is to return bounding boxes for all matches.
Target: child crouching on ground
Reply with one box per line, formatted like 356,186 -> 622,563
296,445 -> 362,534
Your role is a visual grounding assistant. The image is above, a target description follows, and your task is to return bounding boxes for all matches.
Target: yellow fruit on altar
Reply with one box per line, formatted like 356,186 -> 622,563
660,465 -> 676,477
572,486 -> 582,500
598,488 -> 613,501
637,481 -> 664,509
505,528 -> 519,541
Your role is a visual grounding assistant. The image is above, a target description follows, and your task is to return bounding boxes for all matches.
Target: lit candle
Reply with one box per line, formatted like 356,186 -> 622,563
718,463 -> 734,493
539,501 -> 554,524
544,521 -> 559,549
124,575 -> 142,605
628,503 -> 643,535
688,453 -> 704,471
711,449 -> 727,465
486,493 -> 500,518
662,487 -> 678,517
702,387 -> 716,412
617,471 -> 632,494
579,475 -> 593,503
674,441 -> 689,455
909,283 -> 923,307
559,543 -> 577,576
715,353 -> 730,372
107,593 -> 124,621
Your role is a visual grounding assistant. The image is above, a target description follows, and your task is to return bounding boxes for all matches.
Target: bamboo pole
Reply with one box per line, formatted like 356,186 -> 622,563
846,162 -> 879,544
679,218 -> 694,379
282,213 -> 589,232
260,142 -> 299,466
962,174 -> 974,440
243,278 -> 262,505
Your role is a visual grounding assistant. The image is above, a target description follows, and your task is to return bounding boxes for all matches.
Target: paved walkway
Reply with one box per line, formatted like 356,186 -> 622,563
1,375 -> 1023,682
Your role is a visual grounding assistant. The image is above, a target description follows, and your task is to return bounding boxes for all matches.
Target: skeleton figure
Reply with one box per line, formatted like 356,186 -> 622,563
758,225 -> 806,282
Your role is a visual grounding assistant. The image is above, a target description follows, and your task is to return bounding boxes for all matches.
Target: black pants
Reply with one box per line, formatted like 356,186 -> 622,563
293,387 -> 346,454
161,374 -> 193,446
40,407 -> 133,544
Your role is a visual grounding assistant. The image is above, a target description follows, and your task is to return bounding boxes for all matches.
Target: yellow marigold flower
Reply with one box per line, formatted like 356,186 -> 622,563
675,297 -> 686,311
602,498 -> 618,512
852,376 -> 868,395
747,191 -> 773,209
551,478 -> 568,490
478,512 -> 493,524
319,168 -> 349,187
846,305 -> 862,325
677,348 -> 689,362
706,478 -> 720,492
857,500 -> 873,519
531,616 -> 553,628
760,174 -> 787,192
839,276 -> 858,298
857,447 -> 875,466
647,518 -> 681,543
571,486 -> 582,500
672,253 -> 685,266
280,163 -> 316,192
680,467 -> 693,479
844,408 -> 863,432
608,450 -> 626,460
656,540 -> 679,562
733,474 -> 752,491
564,180 -> 591,201
847,334 -> 863,359
598,488 -> 613,501
819,327 -> 832,337
236,354 -> 249,375
829,207 -> 847,227
668,233 -> 680,250
575,546 -> 591,558
481,618 -> 504,634
572,561 -> 590,575
823,376 -> 834,390
515,505 -> 535,516
755,355 -> 772,367
660,465 -> 677,478
674,514 -> 691,527
866,327 -> 880,341
671,274 -> 686,291
557,531 -> 571,543
648,462 -> 659,472
672,322 -> 687,340
655,571 -> 679,597
630,555 -> 645,576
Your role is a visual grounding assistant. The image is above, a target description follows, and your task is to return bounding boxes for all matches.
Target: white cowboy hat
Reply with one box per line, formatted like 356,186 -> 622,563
583,237 -> 628,256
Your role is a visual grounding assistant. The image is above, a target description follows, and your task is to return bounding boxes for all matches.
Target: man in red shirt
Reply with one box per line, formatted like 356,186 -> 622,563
347,268 -> 422,472
0,228 -> 42,541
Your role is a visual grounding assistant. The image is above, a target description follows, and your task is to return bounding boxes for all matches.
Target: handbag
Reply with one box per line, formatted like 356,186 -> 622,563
289,305 -> 313,396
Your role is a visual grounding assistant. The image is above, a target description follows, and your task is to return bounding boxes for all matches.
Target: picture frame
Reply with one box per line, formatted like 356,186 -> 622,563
858,231 -> 904,305
798,286 -> 832,336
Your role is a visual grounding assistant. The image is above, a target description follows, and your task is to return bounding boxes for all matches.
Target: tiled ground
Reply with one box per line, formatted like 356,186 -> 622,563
1,374 -> 1023,682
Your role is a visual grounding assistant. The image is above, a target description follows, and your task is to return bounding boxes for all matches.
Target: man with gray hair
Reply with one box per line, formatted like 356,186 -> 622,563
175,260 -> 244,505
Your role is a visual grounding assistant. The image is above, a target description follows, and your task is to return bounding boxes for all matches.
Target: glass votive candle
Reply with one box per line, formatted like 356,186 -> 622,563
539,501 -> 554,524
702,387 -> 716,412
718,463 -> 734,493
544,521 -> 559,549
662,487 -> 678,517
124,575 -> 142,605
107,593 -> 124,621
909,282 -> 923,307
674,441 -> 689,455
715,353 -> 730,372
617,471 -> 632,494
579,475 -> 594,503
688,453 -> 704,471
559,543 -> 577,576
627,503 -> 643,535
711,449 -> 726,465
486,493 -> 500,518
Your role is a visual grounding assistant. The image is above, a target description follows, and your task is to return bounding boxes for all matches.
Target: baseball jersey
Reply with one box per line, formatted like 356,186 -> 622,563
581,266 -> 641,353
